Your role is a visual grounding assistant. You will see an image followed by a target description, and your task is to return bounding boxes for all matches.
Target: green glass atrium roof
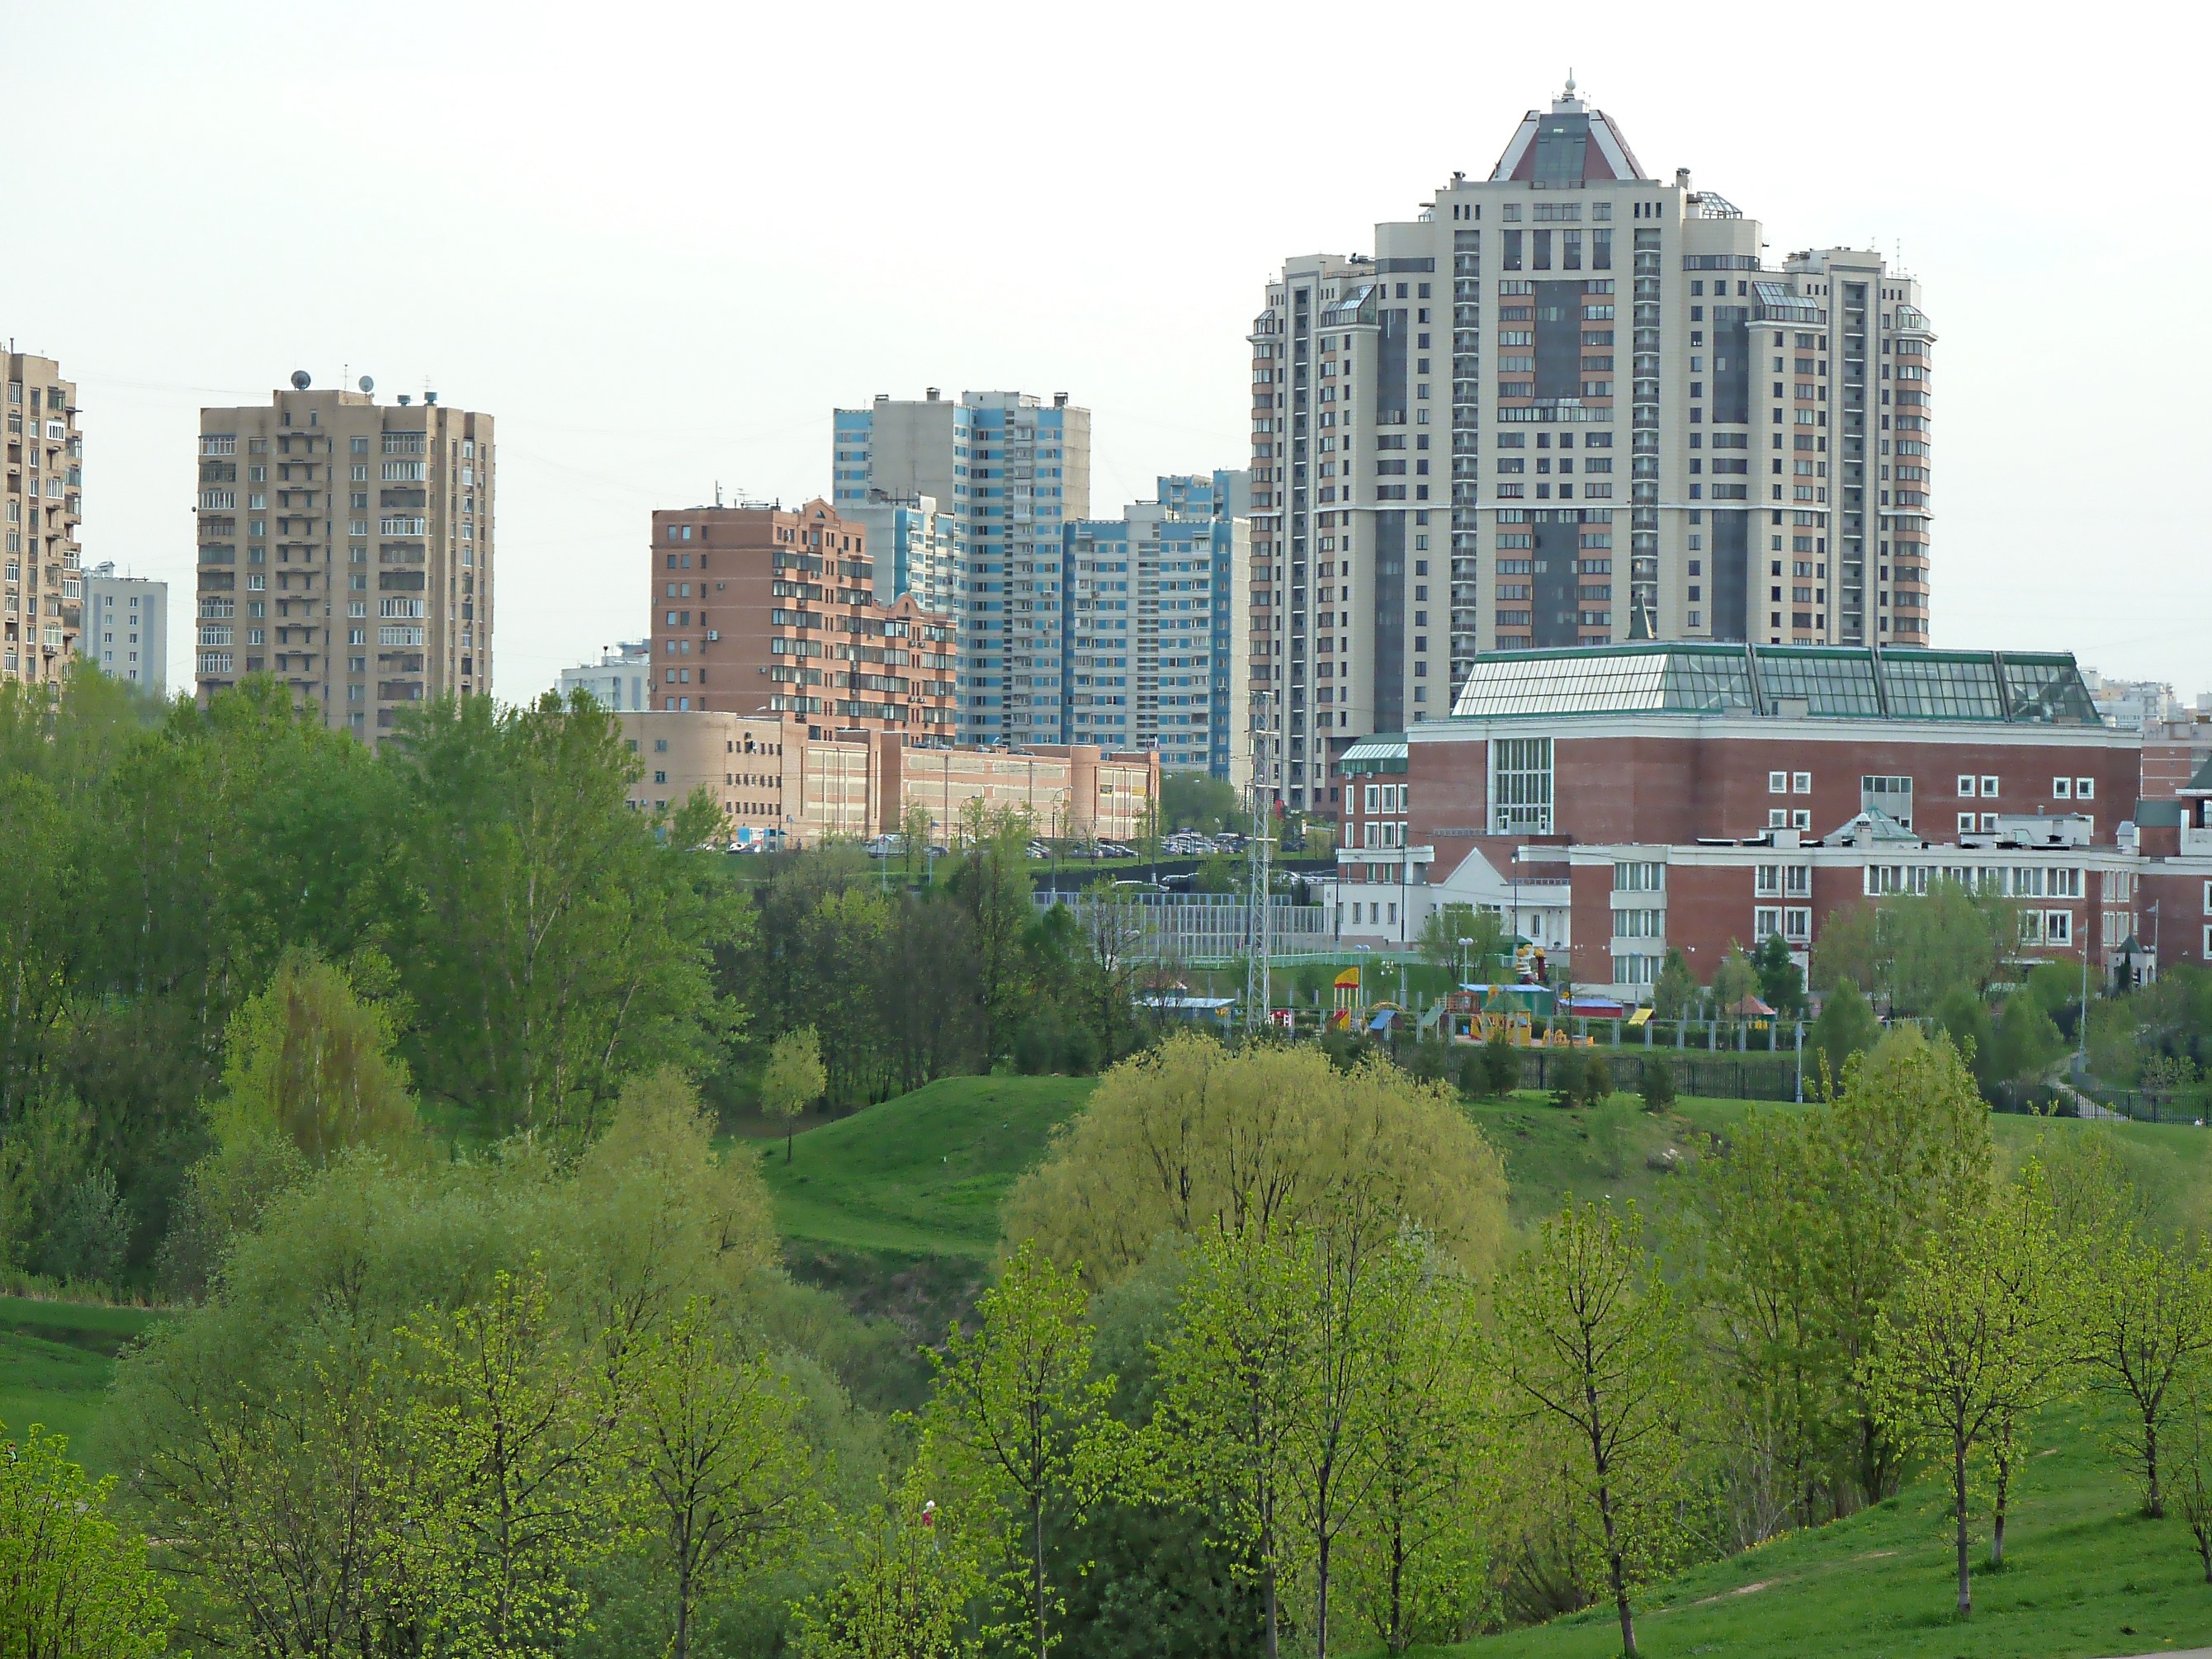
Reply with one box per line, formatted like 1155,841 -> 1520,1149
1447,644 -> 2102,726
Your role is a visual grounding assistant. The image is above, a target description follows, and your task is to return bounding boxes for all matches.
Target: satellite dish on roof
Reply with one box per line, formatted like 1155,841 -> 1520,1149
358,375 -> 375,394
290,370 -> 311,390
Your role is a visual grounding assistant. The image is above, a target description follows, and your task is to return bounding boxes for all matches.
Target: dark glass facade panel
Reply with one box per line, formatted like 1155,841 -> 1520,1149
1877,654 -> 2005,721
1751,647 -> 1882,716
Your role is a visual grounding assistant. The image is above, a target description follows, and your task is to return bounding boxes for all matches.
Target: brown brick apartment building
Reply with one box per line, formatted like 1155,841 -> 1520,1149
650,498 -> 955,741
1332,643 -> 2212,985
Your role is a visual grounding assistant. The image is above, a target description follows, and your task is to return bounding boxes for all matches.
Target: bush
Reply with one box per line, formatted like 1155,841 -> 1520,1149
1638,1056 -> 1677,1113
1548,1050 -> 1585,1109
1479,1030 -> 1521,1098
1013,1014 -> 1062,1075
1580,1050 -> 1613,1106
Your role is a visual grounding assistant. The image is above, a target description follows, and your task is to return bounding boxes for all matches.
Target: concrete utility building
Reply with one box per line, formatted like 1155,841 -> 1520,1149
1332,643 -> 2212,989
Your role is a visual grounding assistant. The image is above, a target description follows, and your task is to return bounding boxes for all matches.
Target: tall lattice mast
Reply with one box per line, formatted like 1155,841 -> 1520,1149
1245,692 -> 1274,1033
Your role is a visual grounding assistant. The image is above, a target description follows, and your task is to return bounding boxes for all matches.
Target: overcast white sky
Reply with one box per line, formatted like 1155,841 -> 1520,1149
11,0 -> 2209,702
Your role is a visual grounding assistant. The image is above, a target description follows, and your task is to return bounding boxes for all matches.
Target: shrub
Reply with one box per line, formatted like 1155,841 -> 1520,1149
1639,1056 -> 1677,1113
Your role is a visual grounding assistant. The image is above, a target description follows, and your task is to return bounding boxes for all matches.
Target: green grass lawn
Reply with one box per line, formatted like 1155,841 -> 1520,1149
759,1074 -> 1097,1258
1432,1398 -> 2212,1658
0,1296 -> 165,1475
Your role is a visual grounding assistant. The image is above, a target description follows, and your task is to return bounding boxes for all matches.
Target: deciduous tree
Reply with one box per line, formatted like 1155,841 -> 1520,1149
1494,1199 -> 1686,1659
762,1026 -> 828,1162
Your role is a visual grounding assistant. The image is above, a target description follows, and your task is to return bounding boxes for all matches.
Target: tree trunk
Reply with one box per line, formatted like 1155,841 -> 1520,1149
2146,1414 -> 2165,1518
674,1549 -> 692,1659
785,1128 -> 794,1163
1264,1564 -> 1279,1659
1595,1477 -> 1635,1659
1990,1443 -> 2010,1569
1954,1446 -> 1971,1618
1034,1498 -> 1048,1659
1314,1532 -> 1331,1659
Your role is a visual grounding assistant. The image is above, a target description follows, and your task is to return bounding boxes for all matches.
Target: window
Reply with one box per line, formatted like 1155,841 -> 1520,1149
1958,812 -> 1977,834
2077,777 -> 2096,801
1756,864 -> 1780,896
1769,808 -> 1789,828
1792,771 -> 1811,794
1958,774 -> 1976,796
1490,736 -> 1553,833
1981,776 -> 2000,797
1982,814 -> 2000,832
2044,910 -> 2072,947
2018,910 -> 2044,946
1754,906 -> 1781,939
1612,907 -> 1664,938
1768,770 -> 1788,794
2053,777 -> 2072,799
1614,861 -> 1664,892
1793,809 -> 1812,830
1783,907 -> 1812,943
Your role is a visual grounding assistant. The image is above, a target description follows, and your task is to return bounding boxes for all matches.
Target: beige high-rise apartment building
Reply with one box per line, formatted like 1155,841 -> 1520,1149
1249,82 -> 1931,815
196,375 -> 492,739
4,347 -> 84,686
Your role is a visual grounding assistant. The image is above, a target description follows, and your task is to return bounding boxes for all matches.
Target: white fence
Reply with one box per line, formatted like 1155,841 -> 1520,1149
1036,892 -> 1333,962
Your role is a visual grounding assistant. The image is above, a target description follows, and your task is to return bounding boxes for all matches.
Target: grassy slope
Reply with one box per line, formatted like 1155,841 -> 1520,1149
759,1074 -> 1097,1258
0,1297 -> 164,1473
1435,1400 -> 2212,1658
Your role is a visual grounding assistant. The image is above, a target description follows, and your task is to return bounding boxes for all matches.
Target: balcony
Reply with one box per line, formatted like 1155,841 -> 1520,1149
2181,825 -> 2212,857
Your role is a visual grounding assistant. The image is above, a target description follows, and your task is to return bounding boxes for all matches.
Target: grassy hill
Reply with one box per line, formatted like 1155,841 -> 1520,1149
759,1073 -> 1097,1258
0,1296 -> 165,1474
757,1072 -> 2210,1258
1438,1399 -> 2212,1658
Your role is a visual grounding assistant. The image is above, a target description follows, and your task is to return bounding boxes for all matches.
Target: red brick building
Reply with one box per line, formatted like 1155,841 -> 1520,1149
650,499 -> 957,741
1334,643 -> 2212,986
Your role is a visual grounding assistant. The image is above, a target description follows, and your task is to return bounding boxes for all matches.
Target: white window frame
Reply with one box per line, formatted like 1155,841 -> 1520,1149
1768,770 -> 1789,795
2077,777 -> 2095,801
1981,775 -> 2000,797
1769,808 -> 1789,828
1783,906 -> 1813,943
1792,771 -> 1812,794
1754,905 -> 1782,939
1792,809 -> 1812,830
1784,865 -> 1812,896
2052,777 -> 2072,799
1958,811 -> 1977,834
1755,863 -> 1781,896
2044,910 -> 2072,947
1957,773 -> 1976,796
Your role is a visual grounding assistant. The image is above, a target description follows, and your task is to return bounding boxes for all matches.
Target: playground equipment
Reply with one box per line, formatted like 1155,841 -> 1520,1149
1439,984 -> 1592,1047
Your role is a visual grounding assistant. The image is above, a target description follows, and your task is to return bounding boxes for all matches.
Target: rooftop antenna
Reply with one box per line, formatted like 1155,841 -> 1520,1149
716,480 -> 724,507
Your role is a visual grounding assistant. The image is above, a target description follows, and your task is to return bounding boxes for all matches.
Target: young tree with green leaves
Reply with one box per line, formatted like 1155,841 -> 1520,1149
0,1424 -> 173,1659
1494,1199 -> 1687,1659
1416,904 -> 1508,979
1652,948 -> 1694,1022
1808,982 -> 1880,1086
1860,1182 -> 2067,1617
762,1024 -> 828,1162
2072,1228 -> 2212,1518
394,1265 -> 630,1659
1152,1222 -> 1307,1659
2176,1384 -> 2212,1585
1339,1236 -> 1496,1653
1711,944 -> 1759,1014
924,1241 -> 1111,1659
631,1300 -> 820,1659
799,1471 -> 984,1659
1751,932 -> 1806,1017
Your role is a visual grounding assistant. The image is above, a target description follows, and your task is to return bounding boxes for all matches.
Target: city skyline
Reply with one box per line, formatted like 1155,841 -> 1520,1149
7,5 -> 2206,706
